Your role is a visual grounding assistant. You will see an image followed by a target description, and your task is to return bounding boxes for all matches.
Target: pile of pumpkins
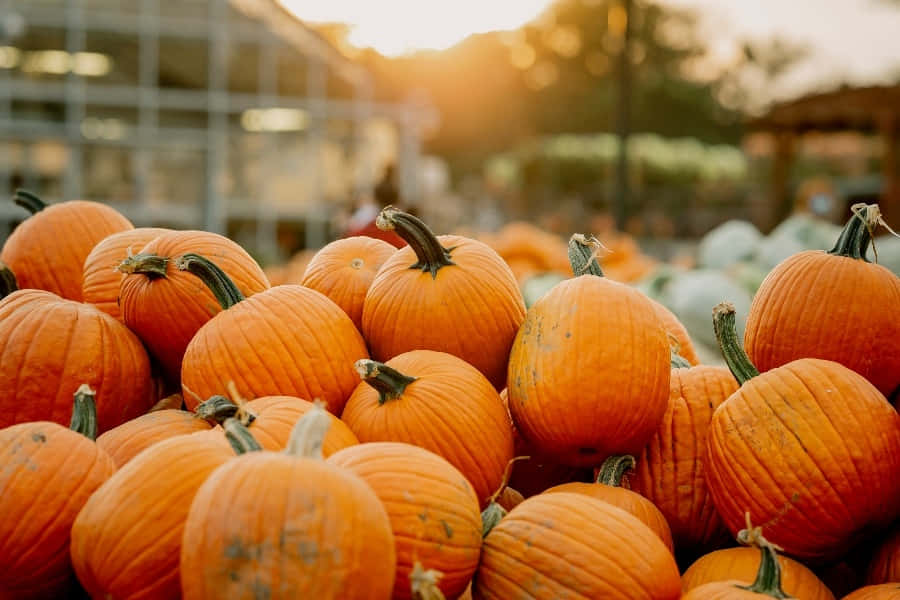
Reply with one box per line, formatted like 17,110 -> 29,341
0,188 -> 899,600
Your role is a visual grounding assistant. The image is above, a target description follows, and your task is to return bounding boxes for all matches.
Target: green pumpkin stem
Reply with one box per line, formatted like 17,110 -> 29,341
670,350 -> 692,369
568,234 -> 604,277
736,516 -> 794,599
376,206 -> 455,279
70,384 -> 99,441
175,253 -> 245,309
481,502 -> 507,538
222,418 -> 263,454
355,359 -> 417,405
13,189 -> 47,214
595,455 -> 635,486
829,203 -> 878,261
713,302 -> 759,385
284,401 -> 331,460
117,253 -> 169,279
0,262 -> 18,300
195,395 -> 256,426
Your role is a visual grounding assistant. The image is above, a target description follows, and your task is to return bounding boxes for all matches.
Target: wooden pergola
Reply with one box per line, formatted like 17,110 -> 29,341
747,84 -> 900,228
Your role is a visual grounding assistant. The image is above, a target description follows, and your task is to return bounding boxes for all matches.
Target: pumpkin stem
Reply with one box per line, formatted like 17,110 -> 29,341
736,513 -> 795,599
355,359 -> 417,405
0,261 -> 18,300
195,395 -> 257,426
713,302 -> 759,385
222,418 -> 263,454
481,502 -> 507,538
595,455 -> 635,486
175,253 -> 245,309
829,203 -> 877,261
410,562 -> 446,600
117,253 -> 169,280
667,332 -> 691,368
284,400 -> 331,460
376,206 -> 455,279
568,234 -> 605,277
70,384 -> 99,441
13,188 -> 46,214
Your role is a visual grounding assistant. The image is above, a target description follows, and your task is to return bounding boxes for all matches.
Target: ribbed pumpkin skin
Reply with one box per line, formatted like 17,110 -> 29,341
71,433 -> 234,600
543,481 -> 675,552
744,251 -> 900,396
507,276 -> 670,466
0,420 -> 115,598
682,546 -> 835,600
119,230 -> 270,384
867,529 -> 900,585
181,286 -> 368,415
1,200 -> 133,301
628,365 -> 737,552
682,581 -> 790,599
341,350 -> 515,508
82,227 -> 169,320
362,235 -> 526,390
96,409 -> 211,468
706,359 -> 900,561
842,585 -> 900,599
649,296 -> 701,365
473,492 -> 681,600
327,442 -> 482,600
181,452 -> 396,600
235,396 -> 359,454
0,289 -> 155,432
300,236 -> 395,330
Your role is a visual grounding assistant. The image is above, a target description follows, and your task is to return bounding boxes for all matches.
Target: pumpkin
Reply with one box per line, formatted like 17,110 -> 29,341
626,356 -> 738,554
82,227 -> 169,320
867,529 -> 900,585
0,386 -> 115,598
507,234 -> 670,466
544,455 -> 674,552
683,547 -> 834,600
96,408 -> 211,468
328,442 -> 483,600
706,303 -> 900,561
842,585 -> 900,599
472,492 -> 681,599
118,230 -> 270,384
71,420 -> 260,599
180,403 -> 397,599
178,255 -> 369,415
650,296 -> 701,365
0,289 -> 155,431
362,207 -> 526,389
745,204 -> 900,396
0,189 -> 133,301
300,236 -> 396,330
341,350 -> 515,508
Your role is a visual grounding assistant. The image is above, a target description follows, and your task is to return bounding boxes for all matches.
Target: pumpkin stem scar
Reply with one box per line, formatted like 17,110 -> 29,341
355,359 -> 418,405
175,253 -> 246,309
713,302 -> 759,386
410,562 -> 446,600
568,234 -> 605,277
13,188 -> 47,214
70,384 -> 99,441
117,253 -> 170,279
376,206 -> 455,279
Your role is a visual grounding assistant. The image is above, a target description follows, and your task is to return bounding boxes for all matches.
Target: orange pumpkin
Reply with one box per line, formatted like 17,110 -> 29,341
745,204 -> 900,396
650,296 -> 701,365
178,255 -> 369,415
473,492 -> 681,599
96,408 -> 211,468
0,289 -> 155,431
0,386 -> 115,598
328,442 -> 482,600
181,404 -> 397,599
1,189 -> 133,301
82,227 -> 169,320
118,230 -> 270,384
300,236 -> 396,330
362,207 -> 525,389
707,303 -> 900,561
842,585 -> 900,599
507,234 -> 670,465
341,350 -> 515,508
867,529 -> 900,585
544,455 -> 674,552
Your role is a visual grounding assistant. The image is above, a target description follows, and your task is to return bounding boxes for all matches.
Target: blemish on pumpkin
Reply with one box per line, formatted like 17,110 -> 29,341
565,331 -> 571,338
229,571 -> 240,582
418,510 -> 428,522
350,258 -> 364,270
249,579 -> 271,600
297,540 -> 319,565
224,538 -> 261,561
31,432 -> 46,443
441,519 -> 453,539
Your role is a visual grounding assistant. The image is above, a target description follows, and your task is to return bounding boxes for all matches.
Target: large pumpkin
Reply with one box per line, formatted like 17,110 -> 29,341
118,230 -> 270,384
180,404 -> 397,599
341,350 -> 515,507
82,227 -> 169,320
744,204 -> 900,396
1,189 -> 133,301
0,289 -> 155,431
0,386 -> 115,598
867,529 -> 900,585
473,492 -> 681,599
300,236 -> 396,330
706,303 -> 900,561
507,234 -> 670,465
362,207 -> 525,389
96,408 -> 211,468
842,585 -> 900,599
179,255 -> 369,415
327,442 -> 483,600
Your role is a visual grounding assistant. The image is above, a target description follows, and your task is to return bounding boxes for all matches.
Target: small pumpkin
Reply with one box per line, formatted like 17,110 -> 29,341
842,585 -> 900,599
300,236 -> 396,330
1,189 -> 133,301
472,492 -> 682,599
362,207 -> 526,389
867,528 -> 900,585
96,408 -> 211,468
0,386 -> 115,598
180,403 -> 397,599
544,455 -> 674,552
744,204 -> 900,396
341,350 -> 515,508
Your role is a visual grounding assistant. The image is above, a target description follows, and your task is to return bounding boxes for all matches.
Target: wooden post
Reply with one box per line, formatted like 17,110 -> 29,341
770,130 -> 795,231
